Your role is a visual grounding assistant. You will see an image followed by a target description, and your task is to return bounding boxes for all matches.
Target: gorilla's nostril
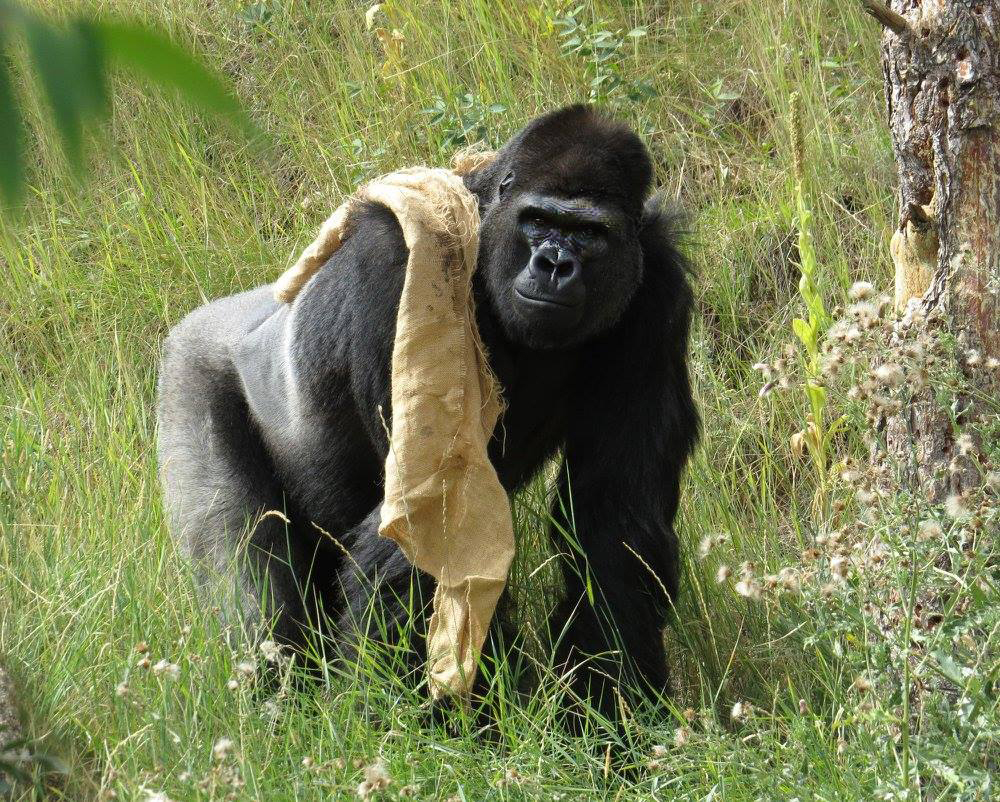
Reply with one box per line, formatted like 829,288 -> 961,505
552,257 -> 581,290
528,250 -> 558,284
528,246 -> 581,291
553,258 -> 577,278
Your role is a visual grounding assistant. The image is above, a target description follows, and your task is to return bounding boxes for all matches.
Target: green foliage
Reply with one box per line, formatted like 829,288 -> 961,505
551,5 -> 656,107
421,92 -> 507,150
787,90 -> 841,513
0,0 -> 256,208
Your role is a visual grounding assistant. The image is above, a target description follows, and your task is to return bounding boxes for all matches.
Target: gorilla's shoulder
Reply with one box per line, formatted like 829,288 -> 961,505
295,199 -> 410,307
341,199 -> 409,266
289,199 -> 411,356
641,196 -> 693,274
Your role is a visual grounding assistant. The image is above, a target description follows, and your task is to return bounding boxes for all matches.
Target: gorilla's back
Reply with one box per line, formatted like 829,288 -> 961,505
156,285 -> 283,567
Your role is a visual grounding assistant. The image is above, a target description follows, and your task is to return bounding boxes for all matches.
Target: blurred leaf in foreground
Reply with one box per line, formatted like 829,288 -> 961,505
0,0 -> 259,210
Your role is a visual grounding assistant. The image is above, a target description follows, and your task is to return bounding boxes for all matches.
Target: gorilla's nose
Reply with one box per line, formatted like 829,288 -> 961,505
528,245 -> 582,291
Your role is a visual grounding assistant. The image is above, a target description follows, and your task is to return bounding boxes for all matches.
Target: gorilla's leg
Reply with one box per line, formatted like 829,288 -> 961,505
334,508 -> 434,671
333,510 -> 523,708
158,324 -> 334,650
545,463 -> 674,725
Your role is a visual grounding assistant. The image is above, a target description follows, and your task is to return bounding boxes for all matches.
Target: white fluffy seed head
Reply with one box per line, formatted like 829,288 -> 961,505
212,737 -> 234,762
917,520 -> 943,541
874,363 -> 905,387
830,555 -> 849,580
152,659 -> 180,680
259,640 -> 281,663
847,281 -> 875,301
945,494 -> 969,519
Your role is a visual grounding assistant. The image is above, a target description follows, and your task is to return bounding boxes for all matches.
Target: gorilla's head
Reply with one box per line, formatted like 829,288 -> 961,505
469,105 -> 654,349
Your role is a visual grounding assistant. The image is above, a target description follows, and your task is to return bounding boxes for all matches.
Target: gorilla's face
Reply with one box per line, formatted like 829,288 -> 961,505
472,106 -> 652,350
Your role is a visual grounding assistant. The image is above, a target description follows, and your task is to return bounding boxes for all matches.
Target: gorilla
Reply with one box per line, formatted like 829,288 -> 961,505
157,105 -> 698,720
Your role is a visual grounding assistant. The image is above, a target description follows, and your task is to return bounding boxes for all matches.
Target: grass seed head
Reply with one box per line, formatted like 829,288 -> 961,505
357,761 -> 392,798
874,363 -> 904,387
674,726 -> 691,747
730,701 -> 751,723
259,640 -> 281,662
945,494 -> 969,519
830,555 -> 849,581
917,520 -> 943,541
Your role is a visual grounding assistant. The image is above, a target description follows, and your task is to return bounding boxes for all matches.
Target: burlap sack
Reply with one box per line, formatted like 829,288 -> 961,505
275,164 -> 513,700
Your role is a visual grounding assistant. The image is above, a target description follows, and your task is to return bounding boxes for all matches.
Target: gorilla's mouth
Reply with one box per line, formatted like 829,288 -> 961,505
513,288 -> 580,309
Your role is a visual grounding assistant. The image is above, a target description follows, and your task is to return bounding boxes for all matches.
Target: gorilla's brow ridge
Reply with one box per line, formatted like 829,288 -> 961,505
515,193 -> 623,230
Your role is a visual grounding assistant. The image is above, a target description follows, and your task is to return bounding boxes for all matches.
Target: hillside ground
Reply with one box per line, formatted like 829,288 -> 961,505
2,1 -> 996,799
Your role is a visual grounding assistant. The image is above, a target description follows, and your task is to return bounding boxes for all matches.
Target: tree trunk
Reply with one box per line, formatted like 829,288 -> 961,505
875,0 -> 1000,499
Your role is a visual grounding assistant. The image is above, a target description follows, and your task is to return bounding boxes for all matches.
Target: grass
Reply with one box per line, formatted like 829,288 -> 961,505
2,0 -> 998,799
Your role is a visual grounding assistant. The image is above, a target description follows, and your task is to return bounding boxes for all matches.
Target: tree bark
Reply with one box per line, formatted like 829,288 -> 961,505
878,0 -> 1000,499
0,659 -> 21,747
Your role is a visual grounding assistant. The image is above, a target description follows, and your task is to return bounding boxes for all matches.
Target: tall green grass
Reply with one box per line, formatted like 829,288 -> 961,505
8,1 -> 986,799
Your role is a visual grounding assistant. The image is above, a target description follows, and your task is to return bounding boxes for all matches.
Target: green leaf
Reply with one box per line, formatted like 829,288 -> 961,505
23,14 -> 92,173
806,381 -> 826,409
236,2 -> 274,25
0,41 -> 25,206
94,21 -> 257,139
932,650 -> 965,686
72,19 -> 108,117
792,317 -> 812,346
823,414 -> 848,445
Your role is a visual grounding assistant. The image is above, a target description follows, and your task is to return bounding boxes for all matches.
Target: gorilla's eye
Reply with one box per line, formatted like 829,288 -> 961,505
498,171 -> 515,198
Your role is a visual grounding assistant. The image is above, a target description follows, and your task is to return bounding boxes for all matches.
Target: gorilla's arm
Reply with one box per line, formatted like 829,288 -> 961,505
231,201 -> 410,529
279,202 -> 437,644
550,208 -> 698,717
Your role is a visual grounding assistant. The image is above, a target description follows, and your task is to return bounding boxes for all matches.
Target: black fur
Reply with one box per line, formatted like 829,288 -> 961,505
156,105 -> 699,721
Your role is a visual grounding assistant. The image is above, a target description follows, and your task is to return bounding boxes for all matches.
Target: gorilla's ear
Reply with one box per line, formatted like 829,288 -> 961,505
460,159 -> 504,206
451,145 -> 502,207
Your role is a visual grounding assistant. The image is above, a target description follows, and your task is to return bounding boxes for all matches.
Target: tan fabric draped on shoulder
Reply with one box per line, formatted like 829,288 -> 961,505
274,158 -> 514,700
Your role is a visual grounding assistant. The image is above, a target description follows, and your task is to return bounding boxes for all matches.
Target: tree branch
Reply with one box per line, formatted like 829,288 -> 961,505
859,0 -> 910,36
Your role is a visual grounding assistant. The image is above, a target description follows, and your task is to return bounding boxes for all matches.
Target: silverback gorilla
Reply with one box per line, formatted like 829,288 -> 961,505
157,105 -> 699,720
